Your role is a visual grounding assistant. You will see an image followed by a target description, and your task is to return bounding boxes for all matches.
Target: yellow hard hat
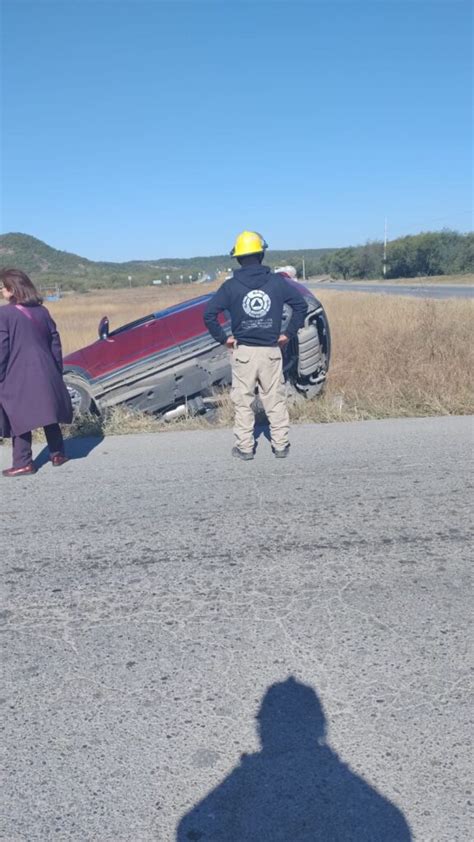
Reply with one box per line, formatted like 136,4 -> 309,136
230,230 -> 268,258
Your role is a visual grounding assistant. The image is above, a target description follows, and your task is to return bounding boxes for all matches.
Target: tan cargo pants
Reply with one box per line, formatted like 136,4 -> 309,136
231,344 -> 290,453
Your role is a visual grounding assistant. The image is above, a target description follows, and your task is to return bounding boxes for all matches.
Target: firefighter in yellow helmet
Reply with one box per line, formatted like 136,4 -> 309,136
230,231 -> 268,259
203,230 -> 307,460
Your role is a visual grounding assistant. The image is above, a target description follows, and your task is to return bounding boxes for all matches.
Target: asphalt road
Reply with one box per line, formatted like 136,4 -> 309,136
1,416 -> 472,841
309,281 -> 474,299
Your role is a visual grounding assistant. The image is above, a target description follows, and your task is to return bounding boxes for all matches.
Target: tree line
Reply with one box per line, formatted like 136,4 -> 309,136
1,230 -> 472,291
292,230 -> 473,280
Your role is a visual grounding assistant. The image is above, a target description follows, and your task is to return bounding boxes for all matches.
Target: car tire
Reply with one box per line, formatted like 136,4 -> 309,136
64,375 -> 95,416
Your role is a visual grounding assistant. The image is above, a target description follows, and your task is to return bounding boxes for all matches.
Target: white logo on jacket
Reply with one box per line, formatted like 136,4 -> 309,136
242,289 -> 271,318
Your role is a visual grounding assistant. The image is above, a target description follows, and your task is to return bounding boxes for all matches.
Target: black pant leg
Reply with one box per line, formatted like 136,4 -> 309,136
44,423 -> 64,457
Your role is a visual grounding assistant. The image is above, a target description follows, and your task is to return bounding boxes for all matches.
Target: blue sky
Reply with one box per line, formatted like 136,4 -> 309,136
1,0 -> 472,260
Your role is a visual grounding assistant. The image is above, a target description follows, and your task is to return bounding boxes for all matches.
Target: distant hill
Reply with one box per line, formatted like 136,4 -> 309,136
1,231 -> 471,289
0,233 -> 101,279
0,233 -> 333,290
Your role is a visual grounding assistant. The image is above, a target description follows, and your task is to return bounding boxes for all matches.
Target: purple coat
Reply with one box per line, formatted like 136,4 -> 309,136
0,303 -> 73,436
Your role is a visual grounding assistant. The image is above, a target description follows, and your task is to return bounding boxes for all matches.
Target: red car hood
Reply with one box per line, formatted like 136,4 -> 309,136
63,348 -> 90,368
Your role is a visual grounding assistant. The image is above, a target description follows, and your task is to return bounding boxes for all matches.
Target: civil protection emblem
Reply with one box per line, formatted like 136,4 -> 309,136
242,289 -> 271,318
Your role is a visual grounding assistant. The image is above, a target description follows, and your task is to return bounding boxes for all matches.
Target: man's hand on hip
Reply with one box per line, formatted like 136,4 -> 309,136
226,335 -> 236,350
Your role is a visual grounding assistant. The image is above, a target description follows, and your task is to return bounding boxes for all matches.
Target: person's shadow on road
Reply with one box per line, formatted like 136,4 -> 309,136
177,676 -> 412,841
34,434 -> 104,470
254,421 -> 271,451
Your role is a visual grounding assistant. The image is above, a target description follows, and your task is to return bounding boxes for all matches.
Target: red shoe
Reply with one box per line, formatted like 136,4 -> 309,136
2,464 -> 37,477
51,454 -> 69,467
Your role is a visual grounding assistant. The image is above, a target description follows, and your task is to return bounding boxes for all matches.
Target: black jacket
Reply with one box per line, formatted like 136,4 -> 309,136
203,265 -> 308,347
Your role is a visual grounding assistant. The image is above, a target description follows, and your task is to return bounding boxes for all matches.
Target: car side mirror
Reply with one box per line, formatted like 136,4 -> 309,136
98,316 -> 109,340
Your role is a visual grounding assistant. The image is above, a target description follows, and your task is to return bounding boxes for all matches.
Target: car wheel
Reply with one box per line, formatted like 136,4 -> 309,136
64,375 -> 94,416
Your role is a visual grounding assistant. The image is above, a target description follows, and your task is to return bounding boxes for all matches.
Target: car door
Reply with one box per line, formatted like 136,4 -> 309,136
88,315 -> 174,380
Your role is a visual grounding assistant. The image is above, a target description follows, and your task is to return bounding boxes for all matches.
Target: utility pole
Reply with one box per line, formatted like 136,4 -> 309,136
302,257 -> 306,282
383,218 -> 388,279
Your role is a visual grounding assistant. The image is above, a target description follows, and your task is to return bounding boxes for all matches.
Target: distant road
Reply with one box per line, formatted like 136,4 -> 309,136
1,416 -> 472,841
309,281 -> 474,299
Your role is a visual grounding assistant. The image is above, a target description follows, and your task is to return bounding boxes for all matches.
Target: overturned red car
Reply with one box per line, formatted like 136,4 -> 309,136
63,280 -> 331,420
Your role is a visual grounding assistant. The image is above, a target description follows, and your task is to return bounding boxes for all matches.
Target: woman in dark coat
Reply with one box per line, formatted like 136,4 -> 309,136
0,268 -> 73,477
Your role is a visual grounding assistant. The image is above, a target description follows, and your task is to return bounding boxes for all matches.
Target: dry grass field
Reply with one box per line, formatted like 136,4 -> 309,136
304,291 -> 473,421
35,283 -> 473,437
